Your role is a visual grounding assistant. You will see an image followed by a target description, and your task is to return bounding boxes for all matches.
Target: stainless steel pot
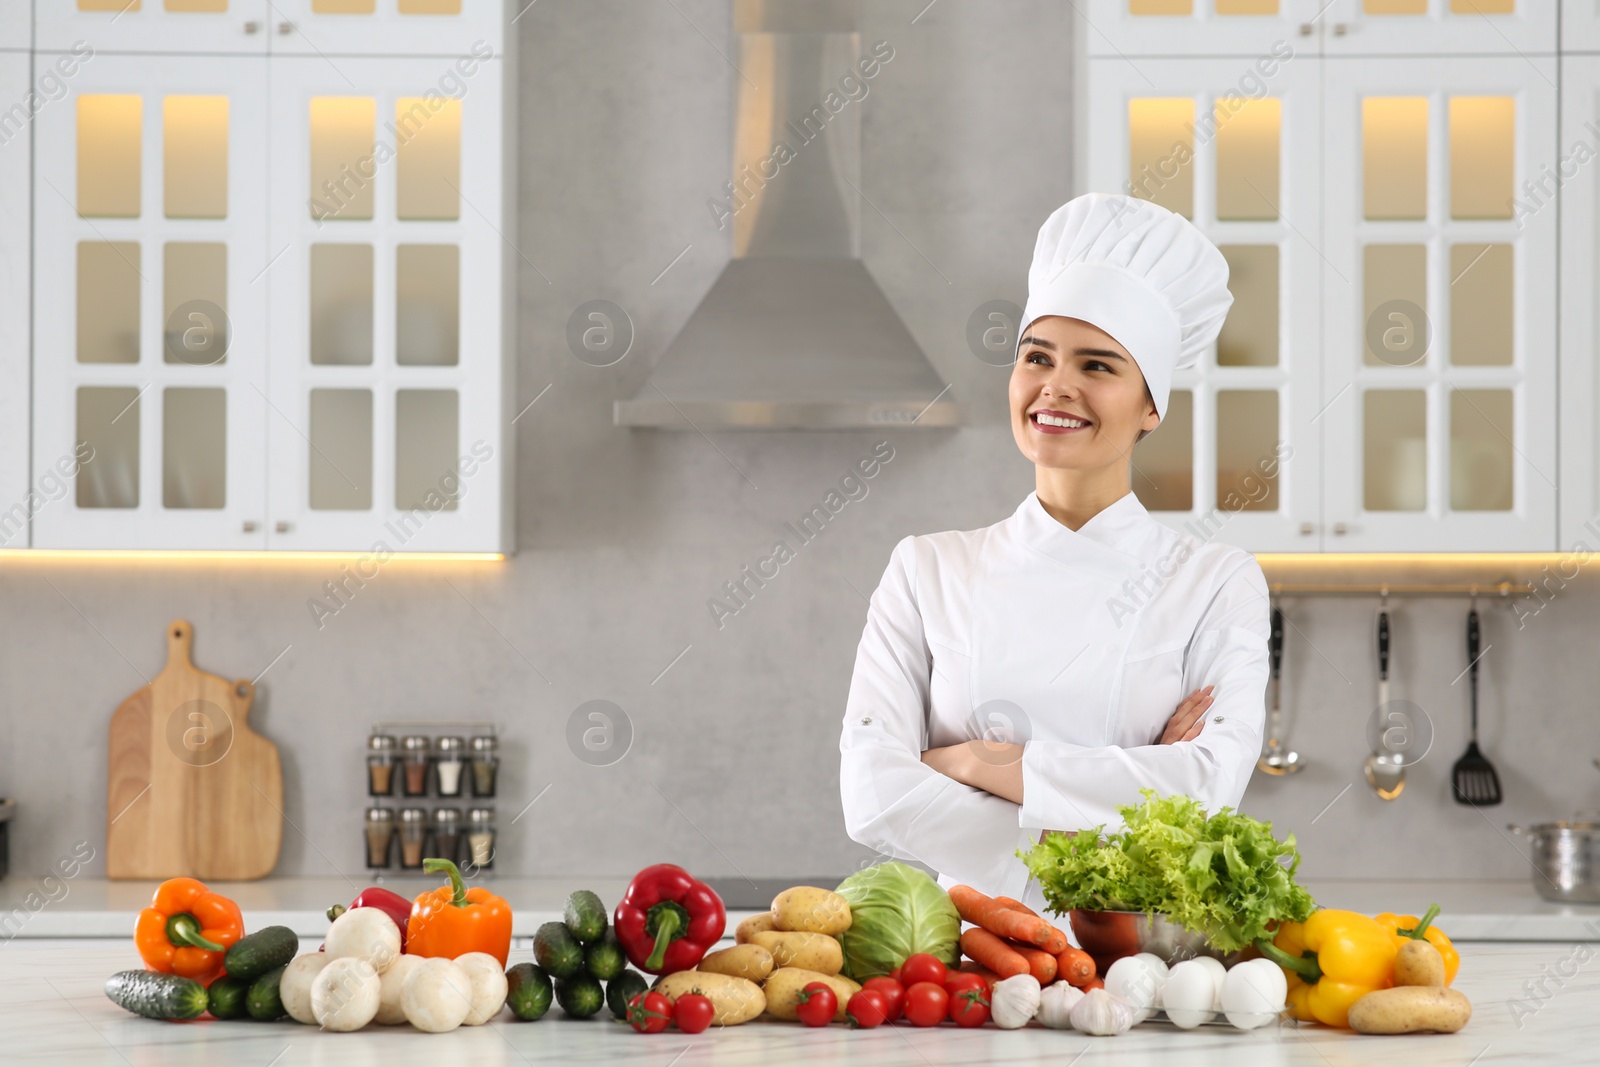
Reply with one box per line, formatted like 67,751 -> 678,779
1509,821 -> 1600,904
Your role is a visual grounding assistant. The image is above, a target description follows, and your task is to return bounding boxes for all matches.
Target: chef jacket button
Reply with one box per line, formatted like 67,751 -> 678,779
861,717 -> 873,725
1213,716 -> 1225,723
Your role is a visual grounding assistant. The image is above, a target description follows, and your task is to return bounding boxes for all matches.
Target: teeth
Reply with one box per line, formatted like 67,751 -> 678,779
1036,413 -> 1089,429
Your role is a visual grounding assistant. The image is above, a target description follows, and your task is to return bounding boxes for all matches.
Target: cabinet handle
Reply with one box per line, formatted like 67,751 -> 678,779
1333,22 -> 1347,35
276,521 -> 293,534
243,20 -> 260,34
278,21 -> 294,35
1298,22 -> 1314,36
1333,522 -> 1349,536
242,520 -> 259,533
1299,522 -> 1314,536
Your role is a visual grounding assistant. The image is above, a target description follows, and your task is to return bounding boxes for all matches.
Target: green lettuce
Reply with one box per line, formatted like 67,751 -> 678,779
833,862 -> 962,981
1020,790 -> 1316,952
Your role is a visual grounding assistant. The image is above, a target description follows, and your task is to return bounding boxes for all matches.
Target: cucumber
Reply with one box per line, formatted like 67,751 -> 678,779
505,962 -> 553,1021
245,965 -> 288,1021
583,928 -> 625,981
563,889 -> 608,943
606,969 -> 649,1021
555,973 -> 605,1019
105,970 -> 208,1020
206,975 -> 251,1020
223,925 -> 300,983
533,921 -> 585,979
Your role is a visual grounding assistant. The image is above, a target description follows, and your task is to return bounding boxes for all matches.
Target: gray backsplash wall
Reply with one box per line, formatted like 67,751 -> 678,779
3,0 -> 1597,891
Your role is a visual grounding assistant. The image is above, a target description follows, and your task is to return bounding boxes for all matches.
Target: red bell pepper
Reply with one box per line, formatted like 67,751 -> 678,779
325,886 -> 414,953
613,863 -> 726,975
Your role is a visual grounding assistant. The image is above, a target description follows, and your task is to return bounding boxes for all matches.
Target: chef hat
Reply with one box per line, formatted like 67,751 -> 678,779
1019,192 -> 1233,425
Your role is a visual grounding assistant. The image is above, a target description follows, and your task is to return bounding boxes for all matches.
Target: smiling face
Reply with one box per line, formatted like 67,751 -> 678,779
1009,315 -> 1160,475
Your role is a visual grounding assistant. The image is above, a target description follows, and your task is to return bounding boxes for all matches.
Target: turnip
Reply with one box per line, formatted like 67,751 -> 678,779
374,953 -> 423,1025
323,906 -> 402,974
311,957 -> 381,1031
280,953 -> 333,1024
402,957 -> 473,1033
452,952 -> 510,1026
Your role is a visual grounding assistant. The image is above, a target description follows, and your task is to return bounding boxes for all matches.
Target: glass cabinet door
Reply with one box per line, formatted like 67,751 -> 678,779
1083,0 -> 1317,58
270,0 -> 506,57
1320,56 -> 1557,551
265,56 -> 506,551
31,55 -> 271,549
1321,0 -> 1556,57
1085,56 -> 1322,552
37,0 -> 272,55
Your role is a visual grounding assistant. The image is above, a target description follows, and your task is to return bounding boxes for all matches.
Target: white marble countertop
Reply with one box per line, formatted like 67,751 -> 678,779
2,939 -> 1593,1066
3,874 -> 1597,941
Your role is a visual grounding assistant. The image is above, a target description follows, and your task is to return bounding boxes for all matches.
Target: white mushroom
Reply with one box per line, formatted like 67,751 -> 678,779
452,952 -> 510,1026
311,957 -> 381,1032
324,907 -> 402,975
401,957 -> 474,1033
279,953 -> 334,1025
374,953 -> 423,1025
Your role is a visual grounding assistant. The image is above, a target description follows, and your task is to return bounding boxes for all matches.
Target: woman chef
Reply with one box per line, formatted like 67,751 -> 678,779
838,193 -> 1271,909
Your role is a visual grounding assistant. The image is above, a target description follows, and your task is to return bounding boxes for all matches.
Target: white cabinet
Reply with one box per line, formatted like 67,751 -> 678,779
1082,0 -> 1320,59
0,1 -> 30,50
1085,49 -> 1557,552
1319,0 -> 1556,57
1558,57 -> 1600,549
26,7 -> 514,552
0,51 -> 29,544
1563,0 -> 1600,52
1320,56 -> 1556,552
36,1 -> 272,56
32,55 -> 274,549
271,1 -> 507,57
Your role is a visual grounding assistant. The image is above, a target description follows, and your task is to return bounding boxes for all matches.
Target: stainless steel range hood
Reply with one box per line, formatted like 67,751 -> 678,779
615,0 -> 958,430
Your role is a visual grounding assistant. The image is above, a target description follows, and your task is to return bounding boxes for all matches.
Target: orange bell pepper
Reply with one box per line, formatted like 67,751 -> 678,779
134,877 -> 244,984
406,858 -> 512,967
1374,903 -> 1460,986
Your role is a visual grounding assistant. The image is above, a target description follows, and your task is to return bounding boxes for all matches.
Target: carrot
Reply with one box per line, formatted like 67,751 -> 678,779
1010,941 -> 1058,985
992,895 -> 1041,918
958,959 -> 1001,987
1080,975 -> 1104,992
959,927 -> 1030,979
949,886 -> 1069,954
1056,946 -> 1096,987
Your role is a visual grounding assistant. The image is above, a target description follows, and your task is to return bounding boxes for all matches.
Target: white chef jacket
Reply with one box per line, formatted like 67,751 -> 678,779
839,489 -> 1270,910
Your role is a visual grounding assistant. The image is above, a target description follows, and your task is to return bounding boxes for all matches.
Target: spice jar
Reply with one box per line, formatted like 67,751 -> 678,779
398,807 -> 429,870
364,807 -> 395,870
366,734 -> 398,796
435,736 -> 466,798
400,735 -> 431,797
469,735 -> 498,797
466,807 -> 496,872
433,807 -> 463,866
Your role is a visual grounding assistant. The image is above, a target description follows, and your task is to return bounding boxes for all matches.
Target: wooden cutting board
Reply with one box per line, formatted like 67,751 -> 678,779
106,621 -> 283,880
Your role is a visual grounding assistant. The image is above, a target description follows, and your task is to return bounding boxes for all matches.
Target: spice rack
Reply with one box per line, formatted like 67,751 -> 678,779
364,720 -> 499,882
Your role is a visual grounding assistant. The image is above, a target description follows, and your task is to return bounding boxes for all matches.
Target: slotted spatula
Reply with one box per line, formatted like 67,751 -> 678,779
1452,606 -> 1502,806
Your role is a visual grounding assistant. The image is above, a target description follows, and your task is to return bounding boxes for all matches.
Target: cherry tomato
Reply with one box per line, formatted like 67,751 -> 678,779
900,953 -> 947,989
888,966 -> 903,984
947,984 -> 990,1028
672,993 -> 715,1034
944,971 -> 988,998
902,981 -> 949,1027
627,991 -> 673,1034
846,989 -> 890,1029
861,976 -> 905,1022
795,982 -> 838,1027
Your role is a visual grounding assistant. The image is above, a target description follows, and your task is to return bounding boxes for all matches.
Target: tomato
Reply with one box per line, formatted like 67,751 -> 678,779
672,993 -> 715,1034
795,982 -> 838,1027
944,972 -> 988,998
947,984 -> 990,1028
861,977 -> 905,1022
902,981 -> 949,1027
888,966 -> 903,984
627,991 -> 673,1034
846,989 -> 890,1029
900,953 -> 947,989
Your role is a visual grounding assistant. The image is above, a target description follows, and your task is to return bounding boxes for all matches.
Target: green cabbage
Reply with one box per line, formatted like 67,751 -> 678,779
833,862 -> 962,981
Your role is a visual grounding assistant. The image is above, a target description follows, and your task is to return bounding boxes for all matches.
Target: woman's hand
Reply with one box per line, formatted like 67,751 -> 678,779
1158,685 -> 1215,744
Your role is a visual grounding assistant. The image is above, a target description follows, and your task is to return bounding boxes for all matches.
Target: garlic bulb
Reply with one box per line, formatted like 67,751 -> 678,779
989,973 -> 1042,1030
1069,988 -> 1136,1036
1036,981 -> 1085,1030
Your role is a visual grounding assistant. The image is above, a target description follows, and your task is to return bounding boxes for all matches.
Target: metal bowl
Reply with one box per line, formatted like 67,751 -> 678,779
1067,909 -> 1254,974
1509,822 -> 1600,904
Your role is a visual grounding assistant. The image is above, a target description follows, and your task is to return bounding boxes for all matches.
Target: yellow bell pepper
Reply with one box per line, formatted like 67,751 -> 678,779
1256,908 -> 1397,1028
1374,903 -> 1459,986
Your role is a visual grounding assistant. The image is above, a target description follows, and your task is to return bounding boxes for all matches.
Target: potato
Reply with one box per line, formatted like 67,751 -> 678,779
1348,986 -> 1472,1034
751,931 -> 843,975
651,970 -> 765,1026
736,913 -> 777,944
771,886 -> 852,936
763,967 -> 861,1022
1394,940 -> 1447,987
698,944 -> 775,983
